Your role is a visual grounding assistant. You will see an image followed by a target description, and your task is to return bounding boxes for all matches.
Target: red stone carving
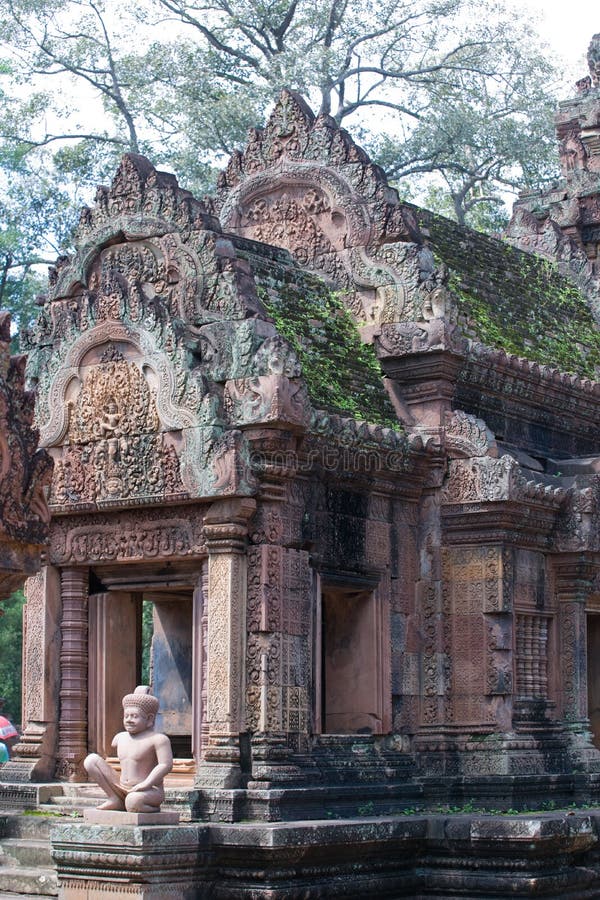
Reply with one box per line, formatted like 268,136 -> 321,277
0,312 -> 51,600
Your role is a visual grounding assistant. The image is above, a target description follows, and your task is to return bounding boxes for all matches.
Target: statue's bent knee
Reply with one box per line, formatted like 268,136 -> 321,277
84,752 -> 102,773
125,791 -> 152,813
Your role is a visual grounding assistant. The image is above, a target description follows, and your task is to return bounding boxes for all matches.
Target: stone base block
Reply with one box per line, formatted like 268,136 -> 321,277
83,809 -> 180,826
0,757 -> 57,784
51,807 -> 600,898
52,821 -> 208,899
0,781 -> 63,808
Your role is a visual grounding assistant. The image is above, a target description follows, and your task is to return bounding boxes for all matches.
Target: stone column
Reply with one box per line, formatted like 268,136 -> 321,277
196,498 -> 255,789
6,567 -> 61,782
56,567 -> 89,781
555,555 -> 600,770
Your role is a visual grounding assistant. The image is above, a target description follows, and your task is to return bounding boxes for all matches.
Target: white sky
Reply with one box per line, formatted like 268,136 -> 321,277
518,0 -> 598,85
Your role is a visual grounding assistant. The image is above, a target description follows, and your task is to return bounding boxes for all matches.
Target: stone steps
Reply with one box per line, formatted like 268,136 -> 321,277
0,864 -> 58,895
39,785 -> 104,817
0,782 -> 196,897
2,837 -> 54,868
0,813 -> 61,896
3,814 -> 57,840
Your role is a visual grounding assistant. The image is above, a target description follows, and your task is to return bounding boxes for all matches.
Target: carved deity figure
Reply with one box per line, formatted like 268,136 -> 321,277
99,398 -> 121,438
84,686 -> 173,813
561,132 -> 588,173
99,398 -> 124,468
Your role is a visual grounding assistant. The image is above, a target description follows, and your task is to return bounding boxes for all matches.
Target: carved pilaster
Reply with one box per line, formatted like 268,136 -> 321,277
554,555 -> 600,771
555,556 -> 595,725
192,560 -> 209,770
5,567 -> 61,782
196,498 -> 255,788
56,567 -> 89,781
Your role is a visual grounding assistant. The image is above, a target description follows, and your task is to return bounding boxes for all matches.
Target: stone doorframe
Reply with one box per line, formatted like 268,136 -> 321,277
313,571 -> 391,736
16,495 -> 256,785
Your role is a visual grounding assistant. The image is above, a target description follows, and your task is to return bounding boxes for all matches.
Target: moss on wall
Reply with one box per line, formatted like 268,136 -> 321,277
262,281 -> 399,429
413,206 -> 600,378
234,238 -> 399,428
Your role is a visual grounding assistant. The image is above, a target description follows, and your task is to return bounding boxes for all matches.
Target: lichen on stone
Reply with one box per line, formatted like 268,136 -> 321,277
244,250 -> 400,429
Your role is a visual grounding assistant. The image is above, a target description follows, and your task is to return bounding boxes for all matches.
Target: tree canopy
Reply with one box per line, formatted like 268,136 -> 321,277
0,590 -> 25,724
0,0 -> 564,325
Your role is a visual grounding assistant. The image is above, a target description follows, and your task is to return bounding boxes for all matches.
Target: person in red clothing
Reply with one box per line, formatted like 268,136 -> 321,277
0,697 -> 18,757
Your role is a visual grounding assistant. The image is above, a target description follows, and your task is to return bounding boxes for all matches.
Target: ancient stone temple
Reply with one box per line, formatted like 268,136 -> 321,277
0,312 -> 51,601
8,38 -> 600,897
506,32 -> 600,318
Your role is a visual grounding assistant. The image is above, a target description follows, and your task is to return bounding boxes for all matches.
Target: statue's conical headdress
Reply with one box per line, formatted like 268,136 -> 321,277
122,685 -> 159,717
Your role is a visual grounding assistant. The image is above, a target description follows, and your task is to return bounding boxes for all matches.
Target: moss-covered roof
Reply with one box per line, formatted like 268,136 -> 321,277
231,236 -> 400,429
411,206 -> 600,379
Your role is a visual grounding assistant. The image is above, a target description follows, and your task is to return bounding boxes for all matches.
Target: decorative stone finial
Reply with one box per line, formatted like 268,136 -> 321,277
588,33 -> 600,86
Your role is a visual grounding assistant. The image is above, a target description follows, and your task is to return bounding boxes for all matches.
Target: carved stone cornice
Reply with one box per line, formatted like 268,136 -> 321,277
379,349 -> 466,429
380,334 -> 600,458
442,453 -> 567,547
442,500 -> 563,549
203,497 -> 257,554
553,552 -> 600,600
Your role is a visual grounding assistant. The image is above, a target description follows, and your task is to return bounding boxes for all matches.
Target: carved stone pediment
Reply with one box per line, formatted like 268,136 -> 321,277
212,90 -> 449,329
25,155 -> 317,511
444,411 -> 497,459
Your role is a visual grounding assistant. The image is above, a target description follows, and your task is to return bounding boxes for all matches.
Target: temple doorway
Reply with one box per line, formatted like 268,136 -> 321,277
87,570 -> 203,776
587,612 -> 600,749
319,583 -> 388,734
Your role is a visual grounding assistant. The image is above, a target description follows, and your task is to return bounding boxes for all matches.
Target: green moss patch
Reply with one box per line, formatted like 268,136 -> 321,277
414,206 -> 600,379
237,242 -> 399,428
